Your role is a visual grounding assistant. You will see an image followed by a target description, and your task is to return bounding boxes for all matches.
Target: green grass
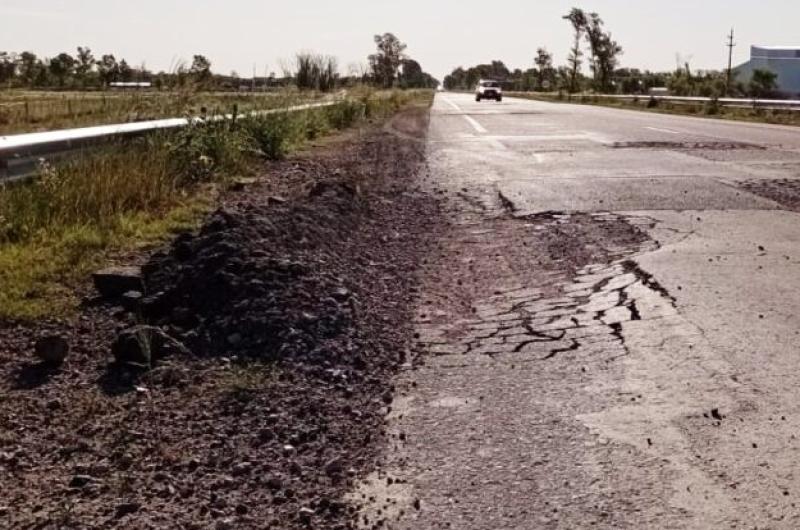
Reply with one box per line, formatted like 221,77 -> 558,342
0,90 -> 433,321
0,196 -> 213,319
508,91 -> 800,127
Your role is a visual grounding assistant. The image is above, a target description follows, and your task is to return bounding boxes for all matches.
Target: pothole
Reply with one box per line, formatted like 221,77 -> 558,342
413,210 -> 670,364
610,141 -> 765,150
738,178 -> 800,212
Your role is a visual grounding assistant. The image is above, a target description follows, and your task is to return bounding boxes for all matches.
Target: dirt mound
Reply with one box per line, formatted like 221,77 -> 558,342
140,182 -> 364,366
0,107 -> 440,529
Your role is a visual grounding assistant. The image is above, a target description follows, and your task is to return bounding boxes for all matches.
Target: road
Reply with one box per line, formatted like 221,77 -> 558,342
356,93 -> 800,529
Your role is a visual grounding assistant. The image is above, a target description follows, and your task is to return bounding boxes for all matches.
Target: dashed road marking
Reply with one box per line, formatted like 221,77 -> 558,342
645,126 -> 680,134
463,115 -> 488,134
442,97 -> 462,112
441,96 -> 488,134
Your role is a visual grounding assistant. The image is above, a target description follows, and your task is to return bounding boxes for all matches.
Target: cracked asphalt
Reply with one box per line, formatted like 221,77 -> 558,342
354,93 -> 800,529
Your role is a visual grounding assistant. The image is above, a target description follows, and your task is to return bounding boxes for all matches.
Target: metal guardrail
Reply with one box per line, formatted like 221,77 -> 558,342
0,100 -> 339,180
507,92 -> 800,110
596,94 -> 800,109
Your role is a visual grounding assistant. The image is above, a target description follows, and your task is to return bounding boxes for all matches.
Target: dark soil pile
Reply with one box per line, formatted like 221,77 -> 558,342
0,106 -> 439,529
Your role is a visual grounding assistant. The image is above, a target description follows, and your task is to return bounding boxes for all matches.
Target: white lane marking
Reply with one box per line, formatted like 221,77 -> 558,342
488,138 -> 508,151
440,96 -> 488,134
442,97 -> 462,111
463,115 -> 488,134
533,153 -> 545,163
485,134 -> 589,142
645,126 -> 680,134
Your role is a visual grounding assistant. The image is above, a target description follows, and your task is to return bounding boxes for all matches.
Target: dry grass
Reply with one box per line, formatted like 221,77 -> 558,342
0,89 -> 317,135
0,90 -> 434,320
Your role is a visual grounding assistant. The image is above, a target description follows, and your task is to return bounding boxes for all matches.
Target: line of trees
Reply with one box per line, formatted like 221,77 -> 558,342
442,6 -> 780,99
0,48 -> 217,90
0,34 -> 438,92
294,33 -> 438,91
444,7 -> 621,93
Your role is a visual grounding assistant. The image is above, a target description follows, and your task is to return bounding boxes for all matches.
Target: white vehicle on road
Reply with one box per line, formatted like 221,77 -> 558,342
475,80 -> 503,102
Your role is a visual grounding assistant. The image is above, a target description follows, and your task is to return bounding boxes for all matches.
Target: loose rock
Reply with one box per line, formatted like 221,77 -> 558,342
111,325 -> 190,366
92,266 -> 144,298
34,335 -> 69,364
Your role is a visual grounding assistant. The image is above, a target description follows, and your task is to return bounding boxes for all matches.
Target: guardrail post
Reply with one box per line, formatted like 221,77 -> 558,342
0,157 -> 8,180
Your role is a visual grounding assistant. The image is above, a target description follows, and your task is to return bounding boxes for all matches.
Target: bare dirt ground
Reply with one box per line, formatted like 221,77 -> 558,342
0,106 -> 441,529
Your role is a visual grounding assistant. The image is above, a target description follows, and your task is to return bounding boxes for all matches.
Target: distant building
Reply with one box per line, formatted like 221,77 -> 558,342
735,46 -> 800,97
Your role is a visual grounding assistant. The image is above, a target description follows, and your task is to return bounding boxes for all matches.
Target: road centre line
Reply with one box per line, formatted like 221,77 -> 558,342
463,115 -> 488,134
442,97 -> 462,111
440,97 -> 488,134
645,126 -> 680,134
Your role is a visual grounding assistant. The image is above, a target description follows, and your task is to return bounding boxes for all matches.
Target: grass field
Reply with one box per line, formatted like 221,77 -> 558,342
0,89 -> 433,320
0,89 -> 324,135
508,92 -> 800,127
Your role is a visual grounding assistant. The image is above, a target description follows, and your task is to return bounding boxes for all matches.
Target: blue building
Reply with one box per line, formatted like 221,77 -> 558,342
735,46 -> 800,97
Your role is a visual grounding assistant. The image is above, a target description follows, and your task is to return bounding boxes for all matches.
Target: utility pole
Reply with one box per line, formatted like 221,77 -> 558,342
726,28 -> 736,96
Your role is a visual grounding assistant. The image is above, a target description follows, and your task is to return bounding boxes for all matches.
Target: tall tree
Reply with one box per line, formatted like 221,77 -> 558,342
189,54 -> 212,87
97,54 -> 119,86
399,59 -> 438,88
18,51 -> 41,86
75,46 -> 95,86
585,13 -> 623,93
118,59 -> 133,82
563,8 -> 587,94
368,33 -> 407,88
534,47 -> 555,90
49,52 -> 75,86
0,52 -> 16,84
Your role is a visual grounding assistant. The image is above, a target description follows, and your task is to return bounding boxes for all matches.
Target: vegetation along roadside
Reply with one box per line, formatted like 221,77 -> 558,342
0,89 -> 433,320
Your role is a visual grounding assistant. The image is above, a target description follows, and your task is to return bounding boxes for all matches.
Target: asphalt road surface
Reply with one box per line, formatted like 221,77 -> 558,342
356,93 -> 800,529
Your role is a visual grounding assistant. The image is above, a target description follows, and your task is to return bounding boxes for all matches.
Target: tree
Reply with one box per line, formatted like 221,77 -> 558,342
749,68 -> 778,98
118,59 -> 133,82
368,33 -> 407,88
49,52 -> 75,86
75,46 -> 95,86
563,7 -> 588,93
534,48 -> 555,90
294,52 -> 338,91
97,54 -> 119,86
0,52 -> 16,84
189,55 -> 212,86
443,61 -> 511,90
399,58 -> 423,86
18,51 -> 41,86
584,13 -> 623,93
399,59 -> 438,89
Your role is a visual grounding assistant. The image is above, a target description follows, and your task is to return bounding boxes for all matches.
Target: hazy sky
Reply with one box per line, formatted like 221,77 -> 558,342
2,0 -> 798,82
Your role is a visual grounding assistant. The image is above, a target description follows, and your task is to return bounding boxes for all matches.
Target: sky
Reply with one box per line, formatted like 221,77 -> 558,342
1,0 -> 799,83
